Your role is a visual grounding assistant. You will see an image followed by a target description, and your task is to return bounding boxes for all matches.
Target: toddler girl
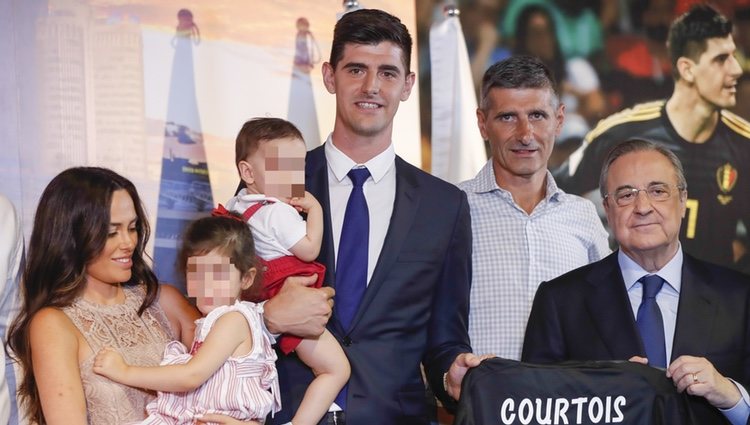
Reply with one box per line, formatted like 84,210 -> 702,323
94,214 -> 279,424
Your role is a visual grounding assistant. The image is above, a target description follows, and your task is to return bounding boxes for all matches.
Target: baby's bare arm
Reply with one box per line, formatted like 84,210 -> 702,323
289,191 -> 323,262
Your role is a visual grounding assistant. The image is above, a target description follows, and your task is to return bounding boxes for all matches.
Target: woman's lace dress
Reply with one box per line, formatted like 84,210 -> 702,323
61,285 -> 174,424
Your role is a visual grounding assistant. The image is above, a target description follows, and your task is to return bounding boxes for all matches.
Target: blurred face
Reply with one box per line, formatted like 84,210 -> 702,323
477,87 -> 563,182
86,190 -> 137,287
322,42 -> 415,140
242,137 -> 306,202
603,150 -> 687,262
525,13 -> 556,60
177,11 -> 194,28
641,0 -> 672,43
686,36 -> 742,109
186,249 -> 253,314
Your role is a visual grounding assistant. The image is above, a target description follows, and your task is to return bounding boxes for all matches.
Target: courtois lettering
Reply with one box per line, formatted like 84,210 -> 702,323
499,396 -> 626,425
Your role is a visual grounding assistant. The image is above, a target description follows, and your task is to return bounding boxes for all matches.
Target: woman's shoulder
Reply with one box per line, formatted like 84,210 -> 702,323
31,306 -> 72,324
29,306 -> 78,340
156,283 -> 184,305
157,283 -> 200,321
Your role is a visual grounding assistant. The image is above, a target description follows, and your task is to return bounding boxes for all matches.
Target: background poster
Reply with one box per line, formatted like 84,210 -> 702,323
0,0 -> 420,288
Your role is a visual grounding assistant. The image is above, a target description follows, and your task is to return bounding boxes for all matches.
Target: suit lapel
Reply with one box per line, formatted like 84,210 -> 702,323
584,252 -> 645,359
305,146 -> 344,335
348,156 -> 419,332
671,255 -> 715,360
305,146 -> 336,280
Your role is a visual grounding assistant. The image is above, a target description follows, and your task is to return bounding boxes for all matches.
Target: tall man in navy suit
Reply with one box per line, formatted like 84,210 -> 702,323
269,9 -> 480,425
522,139 -> 750,424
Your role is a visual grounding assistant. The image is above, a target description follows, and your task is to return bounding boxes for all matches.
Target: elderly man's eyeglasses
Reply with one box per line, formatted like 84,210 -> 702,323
605,183 -> 685,207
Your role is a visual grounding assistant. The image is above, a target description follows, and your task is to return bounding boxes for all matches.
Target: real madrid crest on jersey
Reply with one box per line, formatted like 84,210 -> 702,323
716,163 -> 737,205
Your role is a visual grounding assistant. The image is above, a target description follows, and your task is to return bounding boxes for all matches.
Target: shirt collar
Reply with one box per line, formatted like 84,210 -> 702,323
472,160 -> 563,202
236,189 -> 278,203
472,160 -> 501,193
542,171 -> 564,202
619,246 -> 683,293
324,133 -> 395,183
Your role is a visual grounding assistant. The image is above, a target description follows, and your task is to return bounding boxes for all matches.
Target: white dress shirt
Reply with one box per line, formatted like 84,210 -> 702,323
323,135 -> 397,413
324,135 -> 396,284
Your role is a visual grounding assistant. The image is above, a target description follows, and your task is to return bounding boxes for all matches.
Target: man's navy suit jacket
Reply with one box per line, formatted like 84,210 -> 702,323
522,251 -> 750,424
270,145 -> 472,424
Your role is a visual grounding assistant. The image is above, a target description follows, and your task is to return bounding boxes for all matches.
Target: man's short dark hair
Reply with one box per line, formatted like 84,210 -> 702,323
668,4 -> 733,79
479,55 -> 558,110
329,8 -> 412,72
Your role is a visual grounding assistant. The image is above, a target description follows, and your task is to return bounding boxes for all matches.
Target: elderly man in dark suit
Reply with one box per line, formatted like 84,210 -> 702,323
522,139 -> 750,424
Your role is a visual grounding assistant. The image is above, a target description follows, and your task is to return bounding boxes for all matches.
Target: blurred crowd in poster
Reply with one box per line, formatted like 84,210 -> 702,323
417,0 -> 750,166
4,0 -> 750,289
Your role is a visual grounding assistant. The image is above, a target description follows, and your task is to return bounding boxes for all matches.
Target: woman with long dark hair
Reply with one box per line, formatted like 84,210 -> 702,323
7,167 -> 199,424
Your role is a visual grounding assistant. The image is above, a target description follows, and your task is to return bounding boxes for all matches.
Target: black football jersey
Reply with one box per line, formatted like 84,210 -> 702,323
455,358 -> 722,425
556,100 -> 750,269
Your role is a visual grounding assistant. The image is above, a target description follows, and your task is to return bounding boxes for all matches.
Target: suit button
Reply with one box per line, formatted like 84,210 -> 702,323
342,336 -> 352,346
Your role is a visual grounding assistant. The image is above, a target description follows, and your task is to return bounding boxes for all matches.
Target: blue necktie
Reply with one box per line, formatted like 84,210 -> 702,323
637,275 -> 667,368
335,167 -> 370,331
334,167 -> 370,410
